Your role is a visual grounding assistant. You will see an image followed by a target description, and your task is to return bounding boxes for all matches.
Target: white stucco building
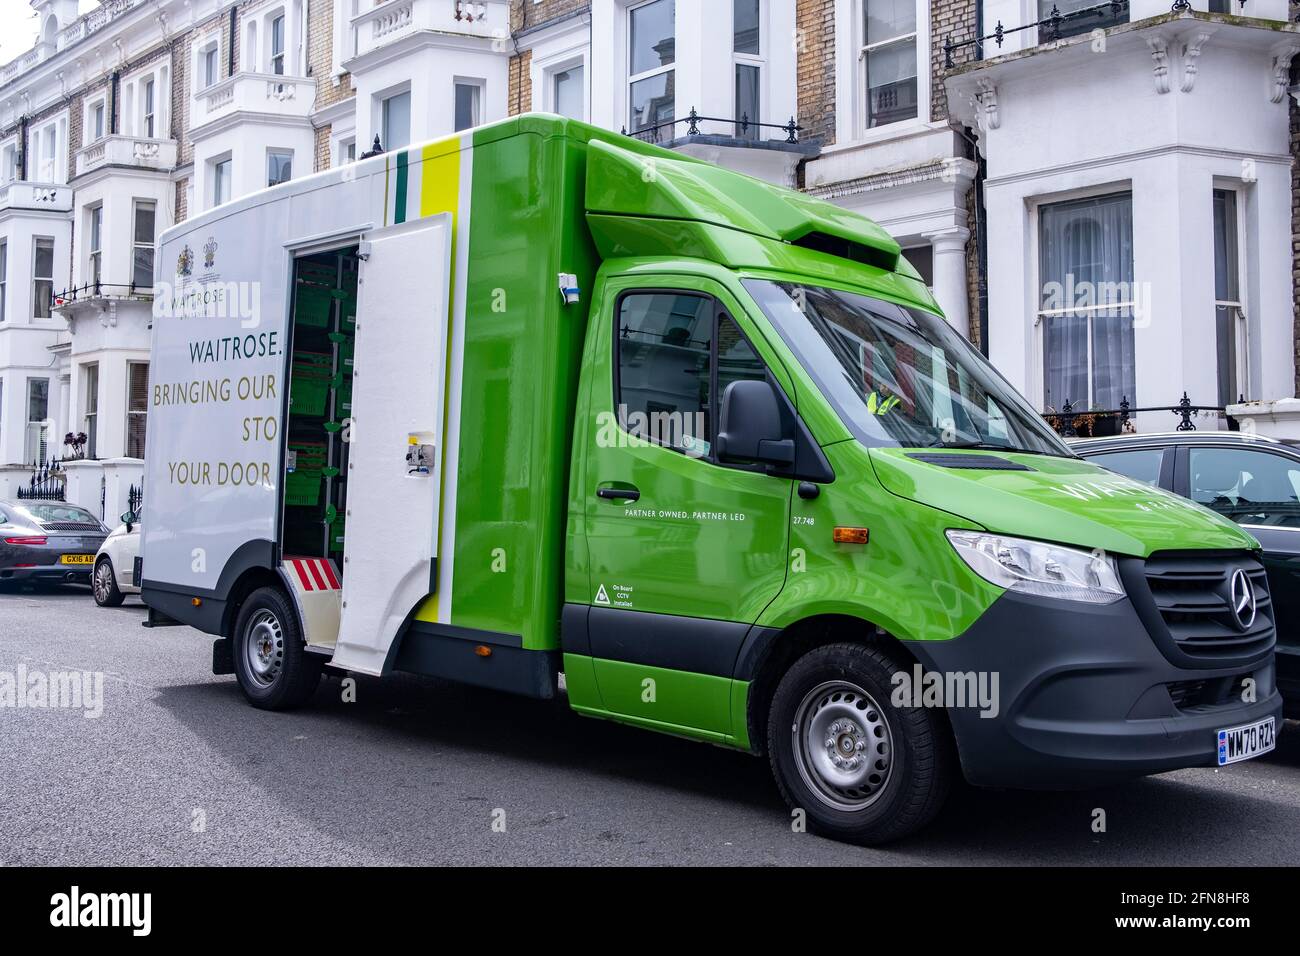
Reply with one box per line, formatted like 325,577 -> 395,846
0,0 -> 1295,522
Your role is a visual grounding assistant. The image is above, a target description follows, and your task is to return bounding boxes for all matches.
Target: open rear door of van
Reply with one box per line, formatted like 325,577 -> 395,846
328,214 -> 454,675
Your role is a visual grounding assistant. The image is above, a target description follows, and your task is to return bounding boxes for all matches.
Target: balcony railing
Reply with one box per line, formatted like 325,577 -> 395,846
191,72 -> 314,132
346,0 -> 509,63
623,108 -> 804,146
0,180 -> 73,213
944,0 -> 1132,67
1044,392 -> 1236,437
52,281 -> 154,309
75,135 -> 178,177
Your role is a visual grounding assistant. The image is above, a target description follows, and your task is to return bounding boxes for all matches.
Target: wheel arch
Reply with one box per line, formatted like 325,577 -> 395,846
220,567 -> 288,640
742,613 -> 923,757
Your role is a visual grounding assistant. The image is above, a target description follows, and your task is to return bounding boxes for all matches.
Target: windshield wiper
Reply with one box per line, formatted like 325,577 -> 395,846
926,439 -> 1072,458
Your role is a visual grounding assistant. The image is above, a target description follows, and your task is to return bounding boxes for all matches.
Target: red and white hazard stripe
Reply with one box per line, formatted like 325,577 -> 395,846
286,557 -> 340,592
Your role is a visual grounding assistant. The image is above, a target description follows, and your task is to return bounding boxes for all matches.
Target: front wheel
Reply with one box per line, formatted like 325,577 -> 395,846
231,586 -> 322,710
93,557 -> 125,607
767,642 -> 954,845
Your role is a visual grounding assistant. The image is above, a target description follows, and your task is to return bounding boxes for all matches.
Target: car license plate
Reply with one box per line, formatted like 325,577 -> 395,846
60,554 -> 94,565
1217,717 -> 1276,766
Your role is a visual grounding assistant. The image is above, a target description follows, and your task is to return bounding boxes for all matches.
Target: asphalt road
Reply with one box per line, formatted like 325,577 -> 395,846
2,582 -> 1299,866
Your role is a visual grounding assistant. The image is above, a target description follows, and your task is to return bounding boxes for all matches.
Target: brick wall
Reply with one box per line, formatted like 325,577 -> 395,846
175,178 -> 188,225
314,125 -> 332,172
513,0 -> 591,33
796,0 -> 835,147
931,0 -> 978,122
310,0 -> 354,113
509,50 -> 533,115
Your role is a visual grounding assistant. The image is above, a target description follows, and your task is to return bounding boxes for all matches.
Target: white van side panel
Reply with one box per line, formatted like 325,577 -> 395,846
143,162 -> 388,595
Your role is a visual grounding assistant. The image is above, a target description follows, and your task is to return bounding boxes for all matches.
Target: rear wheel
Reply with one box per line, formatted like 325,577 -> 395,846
92,557 -> 125,607
231,586 -> 322,710
767,642 -> 954,845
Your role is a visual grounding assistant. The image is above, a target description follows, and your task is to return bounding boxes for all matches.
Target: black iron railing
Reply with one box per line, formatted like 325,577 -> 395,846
127,481 -> 143,518
944,0 -> 1131,68
623,108 -> 803,146
52,281 -> 153,306
16,460 -> 66,502
1044,392 -> 1236,438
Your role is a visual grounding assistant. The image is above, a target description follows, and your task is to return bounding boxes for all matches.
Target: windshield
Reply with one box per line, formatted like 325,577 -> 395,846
743,279 -> 1074,456
18,503 -> 102,524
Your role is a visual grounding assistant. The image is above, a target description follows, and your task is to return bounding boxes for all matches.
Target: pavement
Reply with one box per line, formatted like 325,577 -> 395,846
2,581 -> 1298,866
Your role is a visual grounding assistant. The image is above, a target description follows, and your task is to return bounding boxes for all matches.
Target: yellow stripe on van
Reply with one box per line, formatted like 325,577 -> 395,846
410,137 -> 468,627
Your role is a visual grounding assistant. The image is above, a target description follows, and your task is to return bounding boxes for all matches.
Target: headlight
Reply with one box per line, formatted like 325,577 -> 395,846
945,530 -> 1124,604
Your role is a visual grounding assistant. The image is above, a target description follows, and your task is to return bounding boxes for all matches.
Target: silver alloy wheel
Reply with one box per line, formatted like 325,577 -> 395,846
244,609 -> 285,687
791,680 -> 893,811
93,560 -> 114,603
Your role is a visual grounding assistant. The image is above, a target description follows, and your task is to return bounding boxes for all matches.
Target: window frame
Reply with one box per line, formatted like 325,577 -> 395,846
733,0 -> 765,138
610,286 -> 777,471
32,236 -> 55,320
626,0 -> 677,135
0,239 -> 7,323
453,78 -> 484,132
267,149 -> 293,187
270,12 -> 287,75
380,89 -> 411,151
88,204 -> 103,287
1032,187 -> 1137,412
26,375 -> 51,462
1213,185 -> 1248,407
200,41 -> 219,90
126,361 -> 149,459
82,361 -> 99,460
212,156 -> 232,207
132,199 -> 156,290
859,0 -> 922,131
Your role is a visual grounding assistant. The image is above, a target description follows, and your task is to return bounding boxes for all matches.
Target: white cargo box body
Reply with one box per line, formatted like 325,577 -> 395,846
143,144 -> 467,673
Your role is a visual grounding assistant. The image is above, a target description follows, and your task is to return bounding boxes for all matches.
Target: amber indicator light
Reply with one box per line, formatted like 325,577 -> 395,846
833,527 -> 870,545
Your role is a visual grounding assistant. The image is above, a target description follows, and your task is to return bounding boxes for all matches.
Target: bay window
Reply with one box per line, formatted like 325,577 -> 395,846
1037,192 -> 1136,412
83,363 -> 99,460
454,81 -> 482,132
627,0 -> 676,137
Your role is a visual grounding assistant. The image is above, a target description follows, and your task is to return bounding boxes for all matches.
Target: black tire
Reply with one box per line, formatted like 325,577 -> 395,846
231,586 -> 322,710
767,642 -> 954,845
92,557 -> 125,607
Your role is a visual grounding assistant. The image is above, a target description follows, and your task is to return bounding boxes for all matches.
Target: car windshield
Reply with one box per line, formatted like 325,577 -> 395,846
19,503 -> 101,524
743,279 -> 1074,456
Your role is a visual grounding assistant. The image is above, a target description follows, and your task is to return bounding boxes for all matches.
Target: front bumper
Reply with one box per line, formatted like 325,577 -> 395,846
904,591 -> 1283,789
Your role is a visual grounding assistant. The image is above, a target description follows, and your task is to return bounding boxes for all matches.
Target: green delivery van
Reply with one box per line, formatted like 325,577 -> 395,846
141,115 -> 1281,844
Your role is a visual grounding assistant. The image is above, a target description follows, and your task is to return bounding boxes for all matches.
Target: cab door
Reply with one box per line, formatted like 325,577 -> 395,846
579,275 -> 795,737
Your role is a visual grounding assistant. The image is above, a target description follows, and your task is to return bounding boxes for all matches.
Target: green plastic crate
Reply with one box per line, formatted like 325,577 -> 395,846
294,285 -> 335,327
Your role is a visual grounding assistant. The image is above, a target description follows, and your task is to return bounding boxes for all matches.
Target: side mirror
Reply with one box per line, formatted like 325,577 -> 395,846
120,511 -> 135,531
717,379 -> 795,466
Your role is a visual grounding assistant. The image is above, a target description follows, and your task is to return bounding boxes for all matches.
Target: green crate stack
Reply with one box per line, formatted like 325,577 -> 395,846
285,440 -> 326,507
294,284 -> 335,328
290,351 -> 332,416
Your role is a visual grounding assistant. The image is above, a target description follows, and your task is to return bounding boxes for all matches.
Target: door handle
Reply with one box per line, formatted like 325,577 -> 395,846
596,485 -> 640,502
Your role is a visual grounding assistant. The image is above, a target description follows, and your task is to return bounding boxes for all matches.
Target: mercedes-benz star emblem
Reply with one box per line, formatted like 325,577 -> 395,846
1229,568 -> 1257,631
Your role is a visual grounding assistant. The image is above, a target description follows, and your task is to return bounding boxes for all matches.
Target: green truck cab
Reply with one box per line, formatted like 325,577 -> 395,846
143,115 -> 1281,844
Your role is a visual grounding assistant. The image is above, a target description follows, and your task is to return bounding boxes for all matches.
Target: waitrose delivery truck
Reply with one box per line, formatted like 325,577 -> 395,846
142,115 -> 1281,843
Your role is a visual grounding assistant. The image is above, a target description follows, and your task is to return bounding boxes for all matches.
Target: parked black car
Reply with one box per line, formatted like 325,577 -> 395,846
1073,432 -> 1300,714
0,498 -> 109,586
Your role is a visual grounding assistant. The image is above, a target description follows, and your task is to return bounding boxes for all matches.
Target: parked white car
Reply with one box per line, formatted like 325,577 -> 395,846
93,511 -> 141,607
